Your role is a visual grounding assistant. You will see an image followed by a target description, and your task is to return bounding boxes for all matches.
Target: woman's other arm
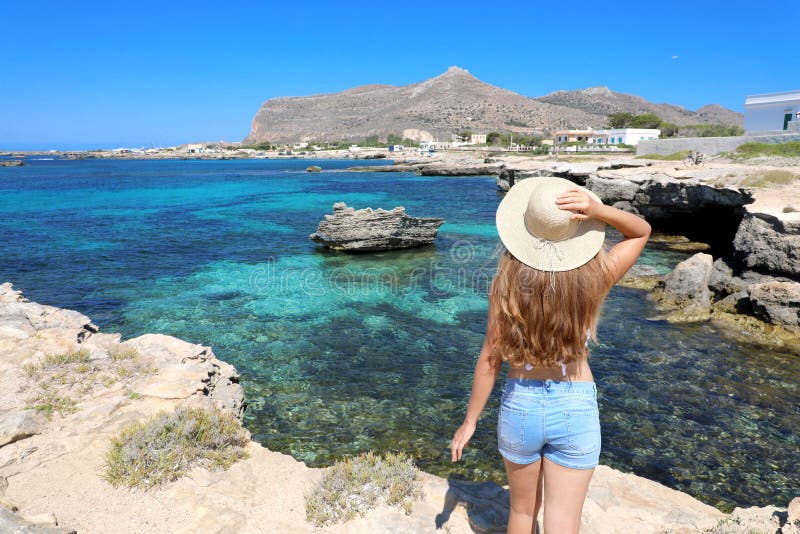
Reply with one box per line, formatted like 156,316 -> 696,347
451,301 -> 502,462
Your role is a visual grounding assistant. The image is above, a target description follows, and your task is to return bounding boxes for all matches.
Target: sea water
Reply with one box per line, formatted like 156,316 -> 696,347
1,157 -> 797,511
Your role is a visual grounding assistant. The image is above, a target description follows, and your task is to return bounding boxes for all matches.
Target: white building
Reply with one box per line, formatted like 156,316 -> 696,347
744,90 -> 800,133
185,143 -> 206,154
470,133 -> 487,144
590,128 -> 660,146
555,129 -> 594,143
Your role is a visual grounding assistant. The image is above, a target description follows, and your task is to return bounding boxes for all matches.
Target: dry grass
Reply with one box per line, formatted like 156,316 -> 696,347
734,141 -> 800,159
103,407 -> 249,489
25,387 -> 78,418
44,348 -> 90,367
305,451 -> 423,527
742,170 -> 800,188
635,151 -> 689,161
21,345 -> 154,418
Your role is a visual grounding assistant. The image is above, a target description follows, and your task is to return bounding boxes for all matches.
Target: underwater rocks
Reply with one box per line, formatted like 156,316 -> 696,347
310,202 -> 444,251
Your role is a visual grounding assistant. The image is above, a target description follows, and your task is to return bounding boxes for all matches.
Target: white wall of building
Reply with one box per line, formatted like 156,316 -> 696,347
744,91 -> 800,133
591,129 -> 660,146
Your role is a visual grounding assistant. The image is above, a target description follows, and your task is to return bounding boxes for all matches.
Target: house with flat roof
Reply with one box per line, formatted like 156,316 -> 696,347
555,129 -> 594,143
591,128 -> 660,146
744,90 -> 800,133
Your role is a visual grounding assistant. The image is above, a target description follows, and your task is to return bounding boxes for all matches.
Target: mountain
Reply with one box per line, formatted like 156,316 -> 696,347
534,87 -> 743,126
244,67 -> 742,143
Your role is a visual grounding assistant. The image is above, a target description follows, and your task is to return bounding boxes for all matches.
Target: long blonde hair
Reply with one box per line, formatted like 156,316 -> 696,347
488,247 -> 613,370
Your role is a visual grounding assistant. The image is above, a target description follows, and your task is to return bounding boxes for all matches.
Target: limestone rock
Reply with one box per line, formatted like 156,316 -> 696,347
549,162 -> 599,181
597,160 -> 651,170
0,410 -> 46,448
0,160 -> 24,167
707,504 -> 793,534
634,180 -> 752,251
584,177 -> 639,204
310,202 -> 444,251
306,166 -> 322,172
0,507 -> 74,533
660,253 -> 714,311
709,258 -> 748,297
789,496 -> 800,523
748,281 -> 800,327
733,212 -> 800,277
125,334 -> 245,420
417,163 -> 504,176
0,283 -> 27,303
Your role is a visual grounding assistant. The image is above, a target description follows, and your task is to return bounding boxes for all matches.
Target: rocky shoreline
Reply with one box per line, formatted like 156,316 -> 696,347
1,283 -> 797,532
350,152 -> 800,349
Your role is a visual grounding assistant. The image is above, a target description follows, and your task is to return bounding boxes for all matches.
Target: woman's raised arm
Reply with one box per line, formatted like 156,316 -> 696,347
556,188 -> 651,285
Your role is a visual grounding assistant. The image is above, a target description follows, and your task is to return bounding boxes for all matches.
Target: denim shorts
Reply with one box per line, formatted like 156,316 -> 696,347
497,378 -> 601,469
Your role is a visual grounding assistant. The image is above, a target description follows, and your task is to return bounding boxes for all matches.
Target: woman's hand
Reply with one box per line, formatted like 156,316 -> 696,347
555,188 -> 602,220
451,420 -> 476,462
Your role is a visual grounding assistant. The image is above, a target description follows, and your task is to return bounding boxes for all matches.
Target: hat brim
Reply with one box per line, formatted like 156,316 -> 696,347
496,178 -> 606,271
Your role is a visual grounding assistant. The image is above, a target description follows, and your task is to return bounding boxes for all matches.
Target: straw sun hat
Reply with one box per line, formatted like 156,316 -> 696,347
496,177 -> 606,272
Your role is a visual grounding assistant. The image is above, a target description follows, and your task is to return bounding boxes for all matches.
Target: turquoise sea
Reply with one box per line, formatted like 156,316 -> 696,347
1,157 -> 797,511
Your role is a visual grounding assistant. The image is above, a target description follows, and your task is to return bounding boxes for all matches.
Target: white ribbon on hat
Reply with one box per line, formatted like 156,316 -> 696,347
531,236 -> 564,292
524,211 -> 581,290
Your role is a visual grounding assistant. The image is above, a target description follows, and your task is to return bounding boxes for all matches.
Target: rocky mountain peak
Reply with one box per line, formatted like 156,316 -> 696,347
244,70 -> 742,144
582,86 -> 614,97
444,65 -> 469,75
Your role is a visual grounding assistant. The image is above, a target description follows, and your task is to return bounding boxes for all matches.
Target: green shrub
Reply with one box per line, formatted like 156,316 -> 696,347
22,361 -> 41,378
305,451 -> 423,527
110,346 -> 138,361
734,141 -> 800,159
742,170 -> 799,188
44,348 -> 90,367
25,387 -> 78,418
103,407 -> 249,489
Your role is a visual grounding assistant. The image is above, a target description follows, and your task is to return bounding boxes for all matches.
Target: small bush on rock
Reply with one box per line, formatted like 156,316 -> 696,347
305,451 -> 423,527
25,387 -> 78,418
104,407 -> 249,489
44,348 -> 90,367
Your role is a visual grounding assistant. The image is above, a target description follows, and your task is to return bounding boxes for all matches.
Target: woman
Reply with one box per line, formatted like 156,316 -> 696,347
450,177 -> 651,534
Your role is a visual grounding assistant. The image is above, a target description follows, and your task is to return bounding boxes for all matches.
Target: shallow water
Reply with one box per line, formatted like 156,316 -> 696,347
1,158 -> 797,511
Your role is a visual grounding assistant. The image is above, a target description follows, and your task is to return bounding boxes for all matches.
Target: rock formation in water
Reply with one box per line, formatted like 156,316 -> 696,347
310,202 -> 444,251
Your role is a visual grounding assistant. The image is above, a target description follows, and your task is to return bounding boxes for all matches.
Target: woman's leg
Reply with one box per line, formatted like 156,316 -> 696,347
503,458 -> 543,534
541,458 -> 594,534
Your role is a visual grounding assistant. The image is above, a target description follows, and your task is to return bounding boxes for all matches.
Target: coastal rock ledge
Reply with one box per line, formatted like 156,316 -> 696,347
1,282 -> 795,533
310,201 -> 445,251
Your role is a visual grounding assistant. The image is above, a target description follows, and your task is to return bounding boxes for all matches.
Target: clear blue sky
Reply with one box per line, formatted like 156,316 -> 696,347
2,0 -> 798,150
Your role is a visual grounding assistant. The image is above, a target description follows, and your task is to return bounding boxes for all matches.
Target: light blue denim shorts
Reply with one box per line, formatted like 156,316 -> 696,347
498,378 -> 601,469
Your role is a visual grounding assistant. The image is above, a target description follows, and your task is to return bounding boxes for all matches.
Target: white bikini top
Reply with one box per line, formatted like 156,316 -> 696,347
523,330 -> 591,377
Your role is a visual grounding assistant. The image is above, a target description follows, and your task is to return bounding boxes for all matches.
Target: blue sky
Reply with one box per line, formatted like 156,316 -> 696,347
2,0 -> 798,150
